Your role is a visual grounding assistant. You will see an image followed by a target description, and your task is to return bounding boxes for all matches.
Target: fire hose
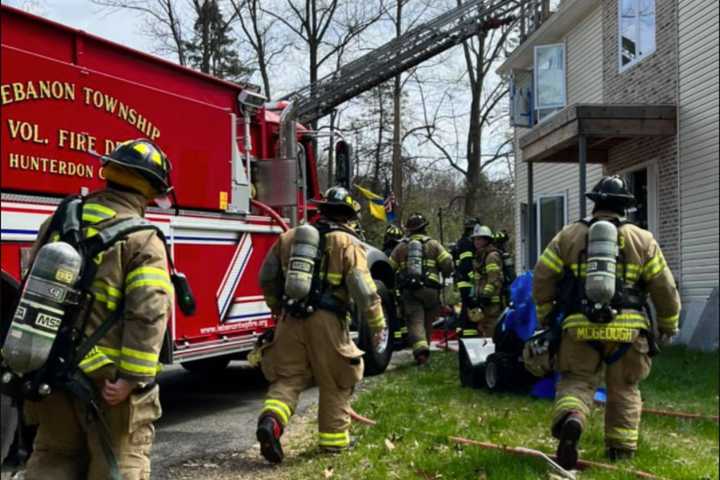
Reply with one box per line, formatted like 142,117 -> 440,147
449,436 -> 667,480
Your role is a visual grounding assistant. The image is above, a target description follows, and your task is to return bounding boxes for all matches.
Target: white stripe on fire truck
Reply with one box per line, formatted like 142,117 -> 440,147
225,300 -> 272,324
217,234 -> 253,321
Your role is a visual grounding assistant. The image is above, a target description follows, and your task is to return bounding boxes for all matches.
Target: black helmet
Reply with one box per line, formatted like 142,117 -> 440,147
586,176 -> 636,211
384,224 -> 404,241
463,216 -> 481,230
404,213 -> 429,233
99,139 -> 172,195
312,186 -> 357,218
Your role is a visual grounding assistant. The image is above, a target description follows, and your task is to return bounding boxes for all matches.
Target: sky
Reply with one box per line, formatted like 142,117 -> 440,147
4,0 -> 515,183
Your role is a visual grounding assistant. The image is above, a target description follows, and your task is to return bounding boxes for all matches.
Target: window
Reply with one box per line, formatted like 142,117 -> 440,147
619,162 -> 657,234
520,194 -> 567,270
536,194 -> 567,255
534,44 -> 566,121
619,0 -> 656,71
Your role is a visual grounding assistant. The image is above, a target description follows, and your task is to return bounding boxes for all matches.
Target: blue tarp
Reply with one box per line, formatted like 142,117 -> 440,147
499,271 -> 537,342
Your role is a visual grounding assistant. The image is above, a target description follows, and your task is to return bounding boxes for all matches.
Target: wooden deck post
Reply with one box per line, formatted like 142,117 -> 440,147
579,134 -> 587,218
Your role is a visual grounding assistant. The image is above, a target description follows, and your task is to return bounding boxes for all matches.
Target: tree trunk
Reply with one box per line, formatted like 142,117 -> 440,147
391,0 -> 404,221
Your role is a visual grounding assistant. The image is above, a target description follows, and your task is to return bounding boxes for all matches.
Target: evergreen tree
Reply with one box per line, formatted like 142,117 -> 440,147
183,1 -> 251,82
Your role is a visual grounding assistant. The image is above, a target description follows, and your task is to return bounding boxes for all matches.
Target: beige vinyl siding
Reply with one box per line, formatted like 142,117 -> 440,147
566,7 -> 603,104
678,0 -> 720,303
513,6 -> 604,271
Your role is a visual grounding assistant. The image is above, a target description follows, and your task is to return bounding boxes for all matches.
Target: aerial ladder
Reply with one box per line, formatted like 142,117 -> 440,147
282,0 -> 521,124
269,0 -> 522,222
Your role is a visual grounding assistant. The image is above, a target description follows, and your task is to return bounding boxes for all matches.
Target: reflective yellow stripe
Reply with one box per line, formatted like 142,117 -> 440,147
544,248 -> 562,266
126,266 -> 170,284
491,296 -> 500,303
86,227 -> 99,238
539,252 -> 563,273
413,340 -> 428,351
483,284 -> 496,294
456,281 -> 473,289
607,427 -> 639,442
570,263 -> 588,278
79,346 -> 121,374
121,346 -> 158,363
463,329 -> 479,336
92,280 -> 122,300
262,406 -> 290,425
319,431 -> 350,447
265,399 -> 292,421
643,254 -> 667,281
437,251 -> 451,263
82,204 -> 117,224
125,267 -> 173,294
326,272 -> 343,285
119,360 -> 157,376
468,271 -> 477,280
554,396 -> 590,416
658,313 -> 679,328
92,292 -> 120,311
368,312 -> 385,325
564,313 -> 648,332
427,273 -> 440,282
424,259 -> 437,267
485,264 -> 500,273
459,251 -> 474,260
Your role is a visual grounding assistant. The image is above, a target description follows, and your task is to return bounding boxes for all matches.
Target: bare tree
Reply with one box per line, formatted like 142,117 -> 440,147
416,1 -> 516,217
230,0 -> 292,98
260,0 -> 386,130
92,0 -> 189,65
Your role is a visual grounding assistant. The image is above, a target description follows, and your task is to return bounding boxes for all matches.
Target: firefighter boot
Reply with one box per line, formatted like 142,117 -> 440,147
257,414 -> 284,464
607,447 -> 635,462
414,348 -> 430,366
556,413 -> 583,470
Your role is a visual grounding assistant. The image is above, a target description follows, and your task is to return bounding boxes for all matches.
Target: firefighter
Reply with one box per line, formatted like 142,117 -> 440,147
467,225 -> 505,337
382,224 -> 404,257
452,217 -> 481,337
255,186 -> 385,463
390,213 -> 453,365
533,176 -> 681,469
24,139 -> 174,480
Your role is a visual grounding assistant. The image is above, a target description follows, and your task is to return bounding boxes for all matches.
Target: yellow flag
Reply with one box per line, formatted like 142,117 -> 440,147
354,185 -> 387,221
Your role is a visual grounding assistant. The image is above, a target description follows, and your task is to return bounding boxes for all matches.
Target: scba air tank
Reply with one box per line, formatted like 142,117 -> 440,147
2,242 -> 83,375
285,224 -> 321,301
407,239 -> 423,277
585,220 -> 619,306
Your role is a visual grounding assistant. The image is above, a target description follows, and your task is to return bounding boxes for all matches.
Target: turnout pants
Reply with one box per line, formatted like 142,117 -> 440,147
24,385 -> 162,480
551,329 -> 652,450
401,288 -> 440,355
259,310 -> 364,449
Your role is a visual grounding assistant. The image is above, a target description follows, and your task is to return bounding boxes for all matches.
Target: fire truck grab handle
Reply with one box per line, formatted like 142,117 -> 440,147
250,199 -> 290,232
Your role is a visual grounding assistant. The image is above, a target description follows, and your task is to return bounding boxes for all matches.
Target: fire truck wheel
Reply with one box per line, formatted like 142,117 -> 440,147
358,280 -> 395,376
181,356 -> 232,374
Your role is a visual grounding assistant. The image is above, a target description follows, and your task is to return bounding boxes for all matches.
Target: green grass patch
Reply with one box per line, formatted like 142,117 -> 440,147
282,347 -> 719,480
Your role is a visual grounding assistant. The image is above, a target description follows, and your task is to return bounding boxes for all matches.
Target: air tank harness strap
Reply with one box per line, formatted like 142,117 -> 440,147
588,341 -> 632,365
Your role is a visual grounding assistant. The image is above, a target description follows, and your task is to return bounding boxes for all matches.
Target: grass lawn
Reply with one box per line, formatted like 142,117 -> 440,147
272,346 -> 718,480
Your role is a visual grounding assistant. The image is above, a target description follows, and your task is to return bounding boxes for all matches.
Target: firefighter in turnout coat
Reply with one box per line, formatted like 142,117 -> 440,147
468,225 -> 505,337
24,140 -> 174,480
452,217 -> 481,337
256,186 -> 386,464
390,213 -> 453,365
533,176 -> 681,469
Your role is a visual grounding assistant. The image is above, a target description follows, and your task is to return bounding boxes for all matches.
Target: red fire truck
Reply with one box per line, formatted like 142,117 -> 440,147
0,0 -> 517,463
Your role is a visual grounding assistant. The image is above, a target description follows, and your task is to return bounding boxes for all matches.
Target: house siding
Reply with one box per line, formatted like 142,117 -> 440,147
602,0 -> 680,274
678,0 -> 720,304
513,7 -> 604,270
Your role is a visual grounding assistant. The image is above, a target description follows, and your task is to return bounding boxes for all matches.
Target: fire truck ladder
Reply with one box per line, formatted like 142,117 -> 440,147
284,0 -> 522,124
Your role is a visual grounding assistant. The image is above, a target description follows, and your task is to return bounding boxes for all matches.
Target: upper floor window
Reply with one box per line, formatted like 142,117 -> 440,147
619,0 -> 656,71
534,43 -> 566,122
